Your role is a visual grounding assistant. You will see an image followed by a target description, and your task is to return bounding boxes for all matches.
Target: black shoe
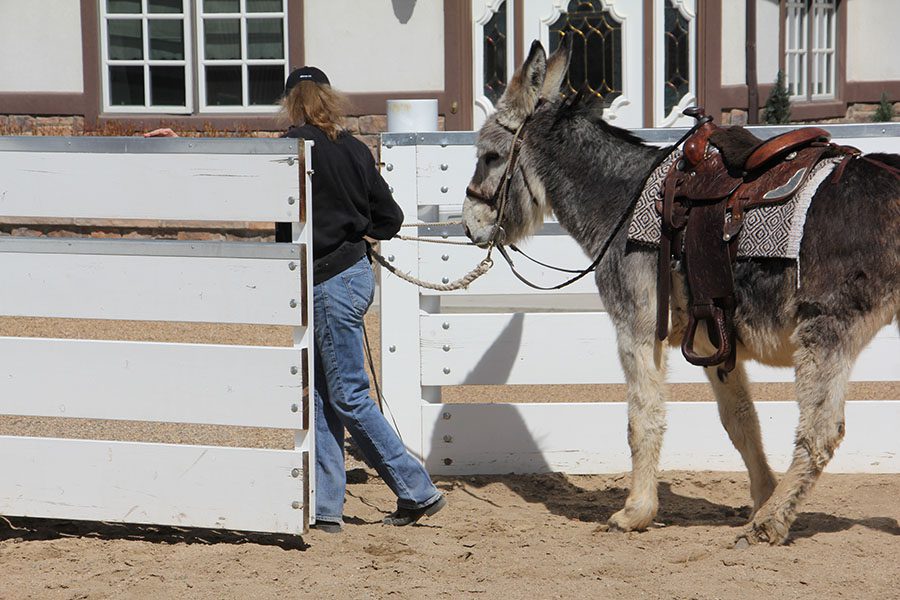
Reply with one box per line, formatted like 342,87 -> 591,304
312,521 -> 343,534
383,496 -> 447,526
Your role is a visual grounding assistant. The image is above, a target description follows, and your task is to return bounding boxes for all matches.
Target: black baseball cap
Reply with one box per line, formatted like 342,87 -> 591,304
284,66 -> 330,95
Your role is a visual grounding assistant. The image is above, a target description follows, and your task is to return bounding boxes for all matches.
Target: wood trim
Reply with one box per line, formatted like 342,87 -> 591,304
81,0 -> 101,127
845,80 -> 900,103
0,93 -> 87,116
514,0 -> 524,66
787,100 -> 845,121
346,91 -> 451,117
642,0 -> 653,127
697,0 -> 723,122
442,0 -> 473,130
287,0 -> 304,70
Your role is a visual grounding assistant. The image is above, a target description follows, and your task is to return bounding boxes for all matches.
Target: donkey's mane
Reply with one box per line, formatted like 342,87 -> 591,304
552,89 -> 647,147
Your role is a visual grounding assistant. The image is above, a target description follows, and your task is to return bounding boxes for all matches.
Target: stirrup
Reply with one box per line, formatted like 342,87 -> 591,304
682,304 -> 731,367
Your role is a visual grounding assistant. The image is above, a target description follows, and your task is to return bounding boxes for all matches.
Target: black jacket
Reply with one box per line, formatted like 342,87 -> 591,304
282,125 -> 403,284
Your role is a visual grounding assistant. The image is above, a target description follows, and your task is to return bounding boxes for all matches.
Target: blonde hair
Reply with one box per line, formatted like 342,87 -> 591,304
279,81 -> 350,140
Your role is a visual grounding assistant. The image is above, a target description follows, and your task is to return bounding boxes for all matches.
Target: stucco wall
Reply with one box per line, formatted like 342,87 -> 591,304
0,0 -> 84,93
303,0 -> 445,94
722,0 -> 781,87
847,0 -> 900,81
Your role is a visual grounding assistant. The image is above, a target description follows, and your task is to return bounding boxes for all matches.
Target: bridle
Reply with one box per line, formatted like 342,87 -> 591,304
464,116 -> 635,291
465,120 -> 528,257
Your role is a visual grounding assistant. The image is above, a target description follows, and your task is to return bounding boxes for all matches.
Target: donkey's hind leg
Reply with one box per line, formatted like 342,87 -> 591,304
606,305 -> 669,532
739,312 -> 877,545
704,362 -> 777,514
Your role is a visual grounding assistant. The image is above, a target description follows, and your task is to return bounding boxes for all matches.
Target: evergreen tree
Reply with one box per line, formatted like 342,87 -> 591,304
763,70 -> 791,125
872,92 -> 894,122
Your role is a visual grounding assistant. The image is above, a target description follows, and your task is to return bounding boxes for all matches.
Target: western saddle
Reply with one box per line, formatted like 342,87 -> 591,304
656,107 -> 856,375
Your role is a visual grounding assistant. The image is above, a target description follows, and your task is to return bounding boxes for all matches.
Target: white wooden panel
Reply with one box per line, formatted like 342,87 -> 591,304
379,143 -> 429,458
415,144 -> 477,208
0,436 -> 306,534
418,234 -> 600,296
424,401 -> 900,474
421,313 -> 899,385
0,252 -> 304,325
0,152 -> 299,222
0,337 -> 304,429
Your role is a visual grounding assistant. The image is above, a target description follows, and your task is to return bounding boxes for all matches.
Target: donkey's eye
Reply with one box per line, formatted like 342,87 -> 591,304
483,151 -> 500,165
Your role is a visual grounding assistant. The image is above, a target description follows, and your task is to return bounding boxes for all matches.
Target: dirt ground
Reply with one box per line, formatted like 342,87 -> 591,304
0,316 -> 897,600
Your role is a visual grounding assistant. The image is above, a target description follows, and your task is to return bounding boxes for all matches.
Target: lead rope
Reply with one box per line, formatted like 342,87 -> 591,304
369,122 -> 527,291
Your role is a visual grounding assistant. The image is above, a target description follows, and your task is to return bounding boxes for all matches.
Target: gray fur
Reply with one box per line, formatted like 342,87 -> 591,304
463,41 -> 900,546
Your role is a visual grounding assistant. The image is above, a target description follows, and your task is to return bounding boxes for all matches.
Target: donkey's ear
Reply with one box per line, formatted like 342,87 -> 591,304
540,34 -> 572,100
496,40 -> 546,129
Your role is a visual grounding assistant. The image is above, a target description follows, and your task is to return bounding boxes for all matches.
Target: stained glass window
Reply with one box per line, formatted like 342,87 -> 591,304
549,0 -> 622,106
483,2 -> 508,104
664,1 -> 690,117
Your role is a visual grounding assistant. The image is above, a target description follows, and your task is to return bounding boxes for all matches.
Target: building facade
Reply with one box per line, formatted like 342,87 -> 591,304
0,0 -> 897,138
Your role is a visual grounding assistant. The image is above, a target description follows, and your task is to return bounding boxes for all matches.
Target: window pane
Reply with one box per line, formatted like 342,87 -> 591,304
150,65 -> 186,105
249,65 -> 284,105
549,0 -> 623,106
149,20 -> 184,60
108,20 -> 143,60
109,66 -> 144,105
206,65 -> 243,105
205,19 -> 242,59
148,0 -> 183,13
247,0 -> 283,12
107,0 -> 141,14
663,2 -> 690,117
204,0 -> 239,13
247,19 -> 283,59
483,3 -> 507,104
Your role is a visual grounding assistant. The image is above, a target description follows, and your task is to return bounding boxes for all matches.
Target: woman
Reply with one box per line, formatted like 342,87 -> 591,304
145,67 -> 445,533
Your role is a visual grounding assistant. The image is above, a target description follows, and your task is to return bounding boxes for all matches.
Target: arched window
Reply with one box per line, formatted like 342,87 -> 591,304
548,0 -> 623,106
483,2 -> 508,105
663,2 -> 690,118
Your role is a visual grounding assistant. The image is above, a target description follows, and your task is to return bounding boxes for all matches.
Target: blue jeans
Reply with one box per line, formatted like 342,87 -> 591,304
313,256 -> 441,524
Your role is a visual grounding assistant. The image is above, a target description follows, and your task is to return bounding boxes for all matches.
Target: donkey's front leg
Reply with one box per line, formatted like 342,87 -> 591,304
606,314 -> 669,532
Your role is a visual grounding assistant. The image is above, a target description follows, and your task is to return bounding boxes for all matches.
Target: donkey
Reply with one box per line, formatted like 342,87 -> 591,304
462,39 -> 900,546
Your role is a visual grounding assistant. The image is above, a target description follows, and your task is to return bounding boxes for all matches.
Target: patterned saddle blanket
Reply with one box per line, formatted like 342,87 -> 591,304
627,148 -> 843,260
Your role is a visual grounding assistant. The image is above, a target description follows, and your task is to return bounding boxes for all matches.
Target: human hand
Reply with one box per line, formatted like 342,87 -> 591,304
144,128 -> 178,137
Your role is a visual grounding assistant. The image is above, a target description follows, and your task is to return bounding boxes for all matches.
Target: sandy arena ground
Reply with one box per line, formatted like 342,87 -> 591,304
0,315 -> 897,600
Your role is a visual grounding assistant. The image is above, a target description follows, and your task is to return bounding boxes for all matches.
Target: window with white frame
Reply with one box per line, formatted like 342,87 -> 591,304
100,0 -> 288,114
785,0 -> 837,101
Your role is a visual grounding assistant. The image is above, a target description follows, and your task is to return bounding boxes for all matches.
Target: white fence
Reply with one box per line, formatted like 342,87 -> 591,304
379,123 -> 900,476
0,137 -> 315,535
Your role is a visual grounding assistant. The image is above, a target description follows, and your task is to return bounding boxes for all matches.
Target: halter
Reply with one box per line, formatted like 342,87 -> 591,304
465,119 -> 528,259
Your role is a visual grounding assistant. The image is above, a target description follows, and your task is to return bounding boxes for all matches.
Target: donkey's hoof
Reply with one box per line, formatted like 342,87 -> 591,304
606,508 -> 653,533
733,536 -> 751,550
740,518 -> 790,546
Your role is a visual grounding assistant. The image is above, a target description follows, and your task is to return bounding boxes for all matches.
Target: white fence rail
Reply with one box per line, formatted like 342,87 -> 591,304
0,137 -> 315,535
379,124 -> 900,475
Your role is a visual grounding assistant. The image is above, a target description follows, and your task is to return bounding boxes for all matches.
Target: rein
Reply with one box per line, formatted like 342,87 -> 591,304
486,119 -> 702,291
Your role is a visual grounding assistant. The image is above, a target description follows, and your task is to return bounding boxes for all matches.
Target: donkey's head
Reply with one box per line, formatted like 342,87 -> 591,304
463,38 -> 572,246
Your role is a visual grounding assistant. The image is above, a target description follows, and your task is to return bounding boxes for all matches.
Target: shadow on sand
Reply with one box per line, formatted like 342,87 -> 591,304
0,516 -> 308,550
